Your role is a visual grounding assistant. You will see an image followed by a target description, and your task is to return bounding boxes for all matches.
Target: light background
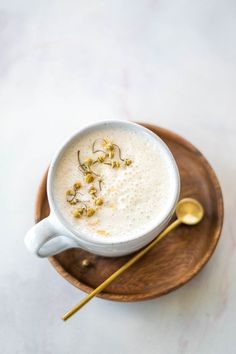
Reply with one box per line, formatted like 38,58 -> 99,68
0,1 -> 235,353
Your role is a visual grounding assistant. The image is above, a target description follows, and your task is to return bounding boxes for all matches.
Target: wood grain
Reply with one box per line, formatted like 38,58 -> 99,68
35,124 -> 224,301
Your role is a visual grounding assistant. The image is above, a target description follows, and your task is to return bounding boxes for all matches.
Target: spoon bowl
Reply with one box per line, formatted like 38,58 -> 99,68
176,198 -> 204,225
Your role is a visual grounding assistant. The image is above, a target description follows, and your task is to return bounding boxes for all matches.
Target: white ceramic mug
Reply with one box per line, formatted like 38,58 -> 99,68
25,121 -> 180,258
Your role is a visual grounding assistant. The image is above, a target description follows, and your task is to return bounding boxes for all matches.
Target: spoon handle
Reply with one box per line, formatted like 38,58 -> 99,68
62,218 -> 181,321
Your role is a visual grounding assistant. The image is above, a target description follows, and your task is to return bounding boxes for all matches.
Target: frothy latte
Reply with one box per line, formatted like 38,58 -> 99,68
53,124 -> 176,242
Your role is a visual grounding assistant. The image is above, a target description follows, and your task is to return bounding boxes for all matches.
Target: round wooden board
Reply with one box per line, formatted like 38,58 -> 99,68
35,124 -> 224,301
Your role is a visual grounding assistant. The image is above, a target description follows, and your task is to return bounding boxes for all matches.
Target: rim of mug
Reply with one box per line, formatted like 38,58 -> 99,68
47,120 -> 180,245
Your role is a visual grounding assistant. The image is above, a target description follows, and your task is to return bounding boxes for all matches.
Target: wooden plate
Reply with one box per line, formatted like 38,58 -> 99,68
35,124 -> 224,301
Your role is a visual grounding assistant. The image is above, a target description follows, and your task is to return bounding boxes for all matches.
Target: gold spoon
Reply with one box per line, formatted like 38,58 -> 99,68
62,198 -> 204,321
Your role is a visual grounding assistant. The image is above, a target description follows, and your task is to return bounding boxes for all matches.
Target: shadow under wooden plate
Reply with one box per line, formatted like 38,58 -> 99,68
35,124 -> 224,301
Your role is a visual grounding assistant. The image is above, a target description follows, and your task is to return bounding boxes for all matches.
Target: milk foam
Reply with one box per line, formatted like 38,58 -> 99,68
53,125 -> 176,241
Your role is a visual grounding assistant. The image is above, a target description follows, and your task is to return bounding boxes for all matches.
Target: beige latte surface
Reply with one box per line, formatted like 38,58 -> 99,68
53,126 -> 175,240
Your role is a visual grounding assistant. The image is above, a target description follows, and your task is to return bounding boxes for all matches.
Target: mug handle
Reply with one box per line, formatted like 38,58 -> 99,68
24,217 -> 78,257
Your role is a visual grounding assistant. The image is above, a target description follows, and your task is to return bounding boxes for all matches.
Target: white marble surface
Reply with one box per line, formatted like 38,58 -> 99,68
1,1 -> 236,353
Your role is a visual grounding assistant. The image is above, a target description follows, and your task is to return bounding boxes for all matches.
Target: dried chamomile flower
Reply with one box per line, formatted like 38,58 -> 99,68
103,140 -> 114,151
70,199 -> 78,205
87,208 -> 95,217
103,138 -> 111,145
97,155 -> 106,163
85,157 -> 93,166
95,197 -> 104,206
111,160 -> 120,168
124,159 -> 132,166
73,208 -> 84,218
73,181 -> 82,189
85,173 -> 94,183
66,189 -> 74,196
108,151 -> 114,159
89,185 -> 97,195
